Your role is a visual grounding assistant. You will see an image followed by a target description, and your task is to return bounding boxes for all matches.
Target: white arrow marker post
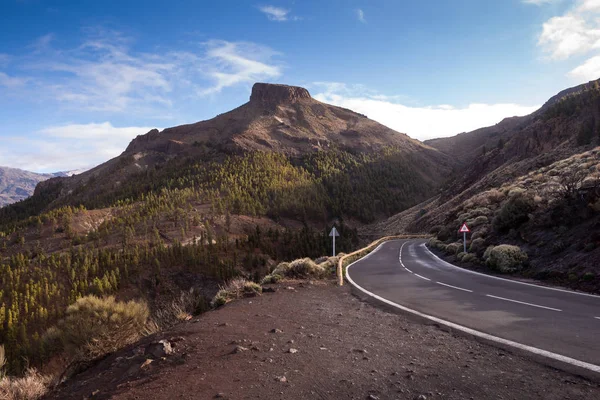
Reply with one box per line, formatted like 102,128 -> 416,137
329,226 -> 340,257
459,223 -> 470,253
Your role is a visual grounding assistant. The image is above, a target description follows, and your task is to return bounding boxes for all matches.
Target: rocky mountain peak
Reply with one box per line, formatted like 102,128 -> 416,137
249,83 -> 311,105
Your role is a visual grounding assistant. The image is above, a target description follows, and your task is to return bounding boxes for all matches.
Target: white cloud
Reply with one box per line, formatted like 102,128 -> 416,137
537,0 -> 600,82
199,40 -> 282,95
6,31 -> 282,115
258,6 -> 290,21
0,72 -> 28,88
538,14 -> 600,60
312,83 -> 539,140
356,9 -> 366,23
568,54 -> 600,80
0,122 -> 156,172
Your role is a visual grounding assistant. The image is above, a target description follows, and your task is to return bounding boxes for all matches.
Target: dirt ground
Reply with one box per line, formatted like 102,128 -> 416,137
45,281 -> 600,400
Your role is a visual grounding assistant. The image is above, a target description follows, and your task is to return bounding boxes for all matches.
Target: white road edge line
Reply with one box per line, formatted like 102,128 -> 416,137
436,281 -> 473,293
421,243 -> 600,299
486,294 -> 562,312
414,273 -> 431,281
346,240 -> 600,375
595,317 -> 600,320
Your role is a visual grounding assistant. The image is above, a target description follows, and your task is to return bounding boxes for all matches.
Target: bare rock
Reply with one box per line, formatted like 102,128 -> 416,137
145,340 -> 173,359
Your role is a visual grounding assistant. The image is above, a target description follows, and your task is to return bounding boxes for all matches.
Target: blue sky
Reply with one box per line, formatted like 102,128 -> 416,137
1,0 -> 599,172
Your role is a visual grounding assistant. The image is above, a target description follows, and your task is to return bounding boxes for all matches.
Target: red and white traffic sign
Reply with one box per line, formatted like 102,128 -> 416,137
459,223 -> 470,233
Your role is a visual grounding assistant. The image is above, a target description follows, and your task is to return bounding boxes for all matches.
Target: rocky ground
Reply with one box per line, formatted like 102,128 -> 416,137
45,281 -> 600,400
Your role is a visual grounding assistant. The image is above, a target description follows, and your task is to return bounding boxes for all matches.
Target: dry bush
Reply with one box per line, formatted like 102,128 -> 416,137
0,368 -> 51,400
211,278 -> 262,307
54,296 -> 150,362
272,262 -> 290,276
287,258 -> 327,278
0,345 -> 5,376
485,245 -> 528,273
445,242 -> 462,255
152,288 -> 208,328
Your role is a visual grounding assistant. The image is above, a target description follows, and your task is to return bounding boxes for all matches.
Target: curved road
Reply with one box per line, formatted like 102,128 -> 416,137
347,239 -> 600,369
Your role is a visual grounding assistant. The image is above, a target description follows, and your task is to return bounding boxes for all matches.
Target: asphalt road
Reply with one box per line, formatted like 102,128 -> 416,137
346,239 -> 600,368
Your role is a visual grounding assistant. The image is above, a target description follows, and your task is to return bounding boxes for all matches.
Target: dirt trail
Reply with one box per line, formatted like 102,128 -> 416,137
46,281 -> 599,400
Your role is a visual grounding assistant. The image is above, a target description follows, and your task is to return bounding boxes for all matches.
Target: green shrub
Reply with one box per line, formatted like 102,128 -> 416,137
468,215 -> 489,228
261,273 -> 282,285
287,258 -> 327,278
584,243 -> 597,252
469,238 -> 486,254
493,194 -> 535,232
212,278 -> 263,307
272,262 -> 290,276
462,253 -> 478,263
52,296 -> 150,362
583,272 -> 595,282
457,252 -> 466,260
485,245 -> 528,273
445,242 -> 461,255
483,245 -> 495,261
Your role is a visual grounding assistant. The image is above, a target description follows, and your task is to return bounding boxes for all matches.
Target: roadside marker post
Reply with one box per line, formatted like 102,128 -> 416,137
329,226 -> 340,257
459,223 -> 470,253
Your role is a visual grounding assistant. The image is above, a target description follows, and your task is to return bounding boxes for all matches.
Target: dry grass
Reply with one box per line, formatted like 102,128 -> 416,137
53,296 -> 150,362
152,288 -> 208,328
0,368 -> 51,400
211,278 -> 262,307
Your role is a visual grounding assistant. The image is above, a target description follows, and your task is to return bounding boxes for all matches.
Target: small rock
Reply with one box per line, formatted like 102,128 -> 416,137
170,336 -> 185,343
215,393 -> 226,398
140,359 -> 153,369
414,395 -> 427,400
263,287 -> 277,293
353,349 -> 368,354
91,390 -> 100,397
285,286 -> 295,290
276,376 -> 288,383
288,348 -> 298,354
145,340 -> 173,359
367,395 -> 380,400
288,340 -> 294,344
271,328 -> 283,333
233,346 -> 249,354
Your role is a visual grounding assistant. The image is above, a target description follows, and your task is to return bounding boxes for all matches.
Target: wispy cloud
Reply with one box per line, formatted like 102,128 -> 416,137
537,0 -> 600,82
356,9 -> 366,23
0,72 -> 28,88
0,30 -> 283,115
258,5 -> 291,21
312,82 -> 539,140
0,122 -> 156,172
199,40 -> 282,95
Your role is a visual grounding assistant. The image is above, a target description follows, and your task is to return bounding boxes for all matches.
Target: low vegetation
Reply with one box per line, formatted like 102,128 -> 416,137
49,296 -> 150,363
427,147 -> 600,288
211,278 -> 263,307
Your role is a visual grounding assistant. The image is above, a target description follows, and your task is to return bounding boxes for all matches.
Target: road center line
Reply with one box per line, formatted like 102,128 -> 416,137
414,273 -> 431,281
486,294 -> 562,312
436,281 -> 473,293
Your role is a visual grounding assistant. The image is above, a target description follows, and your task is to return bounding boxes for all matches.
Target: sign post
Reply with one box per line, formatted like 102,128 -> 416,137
329,226 -> 340,257
459,223 -> 470,253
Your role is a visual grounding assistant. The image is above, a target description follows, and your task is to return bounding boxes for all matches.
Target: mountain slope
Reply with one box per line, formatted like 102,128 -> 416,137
368,79 -> 600,292
0,83 -> 455,374
5,83 -> 454,224
0,167 -> 69,208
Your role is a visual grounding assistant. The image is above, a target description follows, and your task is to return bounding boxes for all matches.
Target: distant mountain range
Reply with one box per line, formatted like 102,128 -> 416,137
0,166 -> 86,207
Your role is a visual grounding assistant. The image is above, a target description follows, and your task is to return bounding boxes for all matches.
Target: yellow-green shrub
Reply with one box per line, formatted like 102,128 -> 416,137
52,295 -> 150,361
485,245 -> 528,273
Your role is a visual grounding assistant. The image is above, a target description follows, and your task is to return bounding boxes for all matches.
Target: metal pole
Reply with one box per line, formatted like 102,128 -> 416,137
333,234 -> 336,257
463,232 -> 466,253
